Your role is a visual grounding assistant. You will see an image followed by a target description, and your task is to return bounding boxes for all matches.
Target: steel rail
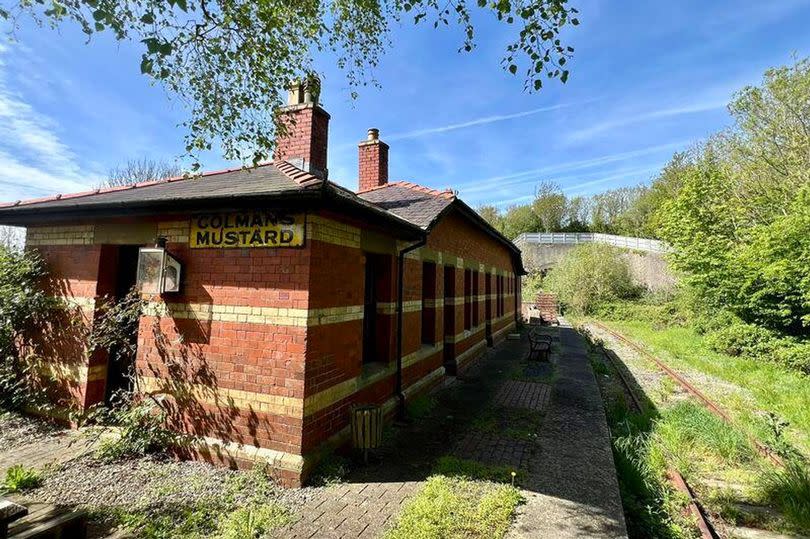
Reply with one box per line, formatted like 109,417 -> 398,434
588,325 -> 717,538
590,320 -> 784,468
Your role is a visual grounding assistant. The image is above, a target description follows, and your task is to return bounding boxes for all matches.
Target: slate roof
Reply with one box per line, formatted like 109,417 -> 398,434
0,161 -> 321,213
0,161 -> 523,271
357,181 -> 455,229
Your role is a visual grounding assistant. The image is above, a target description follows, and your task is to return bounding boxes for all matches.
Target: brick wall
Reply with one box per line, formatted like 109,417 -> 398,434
21,205 -> 519,485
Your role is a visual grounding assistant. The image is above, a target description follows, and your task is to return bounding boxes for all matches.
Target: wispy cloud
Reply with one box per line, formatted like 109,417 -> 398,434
564,101 -> 726,144
385,101 -> 587,141
0,45 -> 98,202
457,140 -> 688,196
485,164 -> 664,208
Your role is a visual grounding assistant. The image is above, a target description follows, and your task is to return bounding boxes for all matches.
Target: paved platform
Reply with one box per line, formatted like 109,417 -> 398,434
508,319 -> 627,538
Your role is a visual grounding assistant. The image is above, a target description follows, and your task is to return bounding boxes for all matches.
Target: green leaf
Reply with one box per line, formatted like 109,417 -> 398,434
140,58 -> 153,74
142,37 -> 160,54
508,64 -> 517,74
158,42 -> 173,56
560,70 -> 569,83
140,12 -> 154,24
92,9 -> 106,21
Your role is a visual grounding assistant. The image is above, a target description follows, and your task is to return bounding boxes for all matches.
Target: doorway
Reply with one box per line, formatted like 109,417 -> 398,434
443,266 -> 456,374
103,245 -> 141,404
485,272 -> 493,346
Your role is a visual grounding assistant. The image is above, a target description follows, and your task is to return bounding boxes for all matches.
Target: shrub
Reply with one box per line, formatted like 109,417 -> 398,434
704,322 -> 780,358
94,392 -> 183,462
3,464 -> 42,493
544,243 -> 640,314
0,247 -> 59,410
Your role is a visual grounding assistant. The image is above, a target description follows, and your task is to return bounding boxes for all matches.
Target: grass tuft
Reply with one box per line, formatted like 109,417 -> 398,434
3,464 -> 42,493
649,401 -> 754,477
760,459 -> 810,532
385,475 -> 522,539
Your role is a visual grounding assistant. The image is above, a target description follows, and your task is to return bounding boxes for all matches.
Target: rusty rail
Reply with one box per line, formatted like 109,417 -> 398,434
588,325 -> 717,538
590,320 -> 784,468
668,469 -> 717,539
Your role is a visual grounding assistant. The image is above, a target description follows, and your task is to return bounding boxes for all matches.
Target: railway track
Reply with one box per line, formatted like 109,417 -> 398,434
589,320 -> 784,468
593,333 -> 718,539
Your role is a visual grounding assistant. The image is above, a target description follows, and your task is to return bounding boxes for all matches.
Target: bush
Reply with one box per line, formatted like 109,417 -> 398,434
94,392 -> 183,462
544,244 -> 640,314
3,464 -> 42,493
704,322 -> 780,358
0,247 -> 59,410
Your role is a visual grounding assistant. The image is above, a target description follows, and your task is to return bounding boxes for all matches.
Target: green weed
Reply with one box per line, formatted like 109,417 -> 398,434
433,456 -> 522,483
216,503 -> 291,539
385,475 -> 522,539
3,464 -> 42,493
406,395 -> 437,419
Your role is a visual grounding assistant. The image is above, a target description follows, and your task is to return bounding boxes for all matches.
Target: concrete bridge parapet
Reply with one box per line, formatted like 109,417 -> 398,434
514,232 -> 676,293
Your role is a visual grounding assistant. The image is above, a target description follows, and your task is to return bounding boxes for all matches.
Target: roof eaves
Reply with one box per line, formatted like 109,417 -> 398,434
0,163 -> 278,209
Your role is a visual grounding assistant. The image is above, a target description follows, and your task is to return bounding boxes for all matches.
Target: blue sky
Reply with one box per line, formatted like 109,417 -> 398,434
1,0 -> 809,209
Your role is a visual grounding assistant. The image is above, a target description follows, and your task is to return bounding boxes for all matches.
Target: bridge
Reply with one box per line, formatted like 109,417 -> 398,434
514,232 -> 675,292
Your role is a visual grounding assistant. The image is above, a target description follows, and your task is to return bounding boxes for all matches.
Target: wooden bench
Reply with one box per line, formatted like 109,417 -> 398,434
6,502 -> 87,539
527,329 -> 552,362
1,499 -> 27,539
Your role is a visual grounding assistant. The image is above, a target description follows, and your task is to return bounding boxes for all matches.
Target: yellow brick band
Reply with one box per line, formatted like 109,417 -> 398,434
158,220 -> 191,243
37,362 -> 106,383
139,376 -> 304,418
196,436 -> 305,473
376,300 -> 421,315
143,301 -> 364,327
27,225 -> 94,246
308,215 -> 361,248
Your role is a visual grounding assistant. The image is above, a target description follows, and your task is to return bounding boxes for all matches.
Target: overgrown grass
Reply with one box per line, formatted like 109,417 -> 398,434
760,459 -> 810,532
596,313 -> 810,457
648,401 -> 755,478
470,406 -> 542,443
385,475 -> 522,539
3,464 -> 42,493
385,456 -> 524,539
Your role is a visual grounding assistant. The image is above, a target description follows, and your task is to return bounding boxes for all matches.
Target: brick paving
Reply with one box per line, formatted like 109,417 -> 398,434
494,379 -> 552,411
283,481 -> 421,538
453,432 -> 534,469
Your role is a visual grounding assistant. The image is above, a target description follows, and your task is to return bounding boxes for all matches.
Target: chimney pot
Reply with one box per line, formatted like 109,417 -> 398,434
367,128 -> 380,141
274,77 -> 330,178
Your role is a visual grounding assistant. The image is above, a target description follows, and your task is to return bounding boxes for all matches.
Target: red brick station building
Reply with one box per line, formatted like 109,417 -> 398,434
0,87 -> 524,486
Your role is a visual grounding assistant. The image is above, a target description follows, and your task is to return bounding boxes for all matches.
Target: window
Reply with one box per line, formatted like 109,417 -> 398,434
496,275 -> 504,317
472,270 -> 479,328
463,269 -> 472,330
421,261 -> 436,345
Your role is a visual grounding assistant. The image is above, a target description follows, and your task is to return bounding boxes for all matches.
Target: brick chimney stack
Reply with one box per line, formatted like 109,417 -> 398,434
358,128 -> 389,192
274,78 -> 330,179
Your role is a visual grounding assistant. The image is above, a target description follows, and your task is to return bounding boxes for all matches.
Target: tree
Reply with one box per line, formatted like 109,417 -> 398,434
532,181 -> 566,232
543,243 -> 637,314
1,0 -> 579,166
477,205 -> 504,234
501,204 -> 540,240
106,158 -> 183,187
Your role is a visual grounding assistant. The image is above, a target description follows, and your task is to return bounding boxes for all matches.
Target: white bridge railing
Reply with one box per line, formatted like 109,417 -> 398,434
514,232 -> 670,253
